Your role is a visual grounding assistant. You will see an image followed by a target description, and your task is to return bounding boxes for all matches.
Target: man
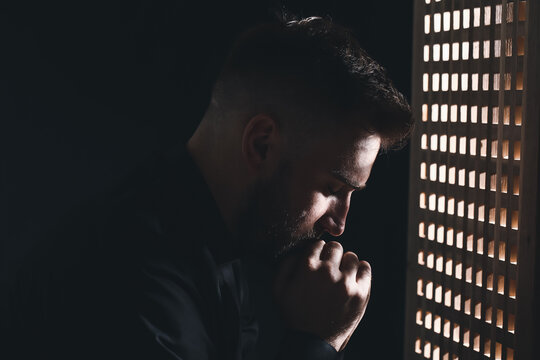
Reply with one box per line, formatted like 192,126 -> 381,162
5,17 -> 412,359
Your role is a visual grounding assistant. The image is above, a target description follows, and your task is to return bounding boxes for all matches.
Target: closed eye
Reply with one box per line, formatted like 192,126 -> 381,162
326,185 -> 342,196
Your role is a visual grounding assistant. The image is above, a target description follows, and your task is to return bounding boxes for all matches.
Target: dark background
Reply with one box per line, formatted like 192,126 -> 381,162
3,0 -> 414,358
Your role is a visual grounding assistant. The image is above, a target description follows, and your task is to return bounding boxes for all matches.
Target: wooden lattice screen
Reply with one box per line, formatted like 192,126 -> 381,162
404,0 -> 539,359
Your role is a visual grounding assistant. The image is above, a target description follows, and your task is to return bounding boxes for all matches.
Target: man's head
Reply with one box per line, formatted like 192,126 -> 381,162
187,17 -> 413,261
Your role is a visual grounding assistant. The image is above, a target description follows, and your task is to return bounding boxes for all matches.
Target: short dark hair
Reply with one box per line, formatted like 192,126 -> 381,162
214,16 -> 413,150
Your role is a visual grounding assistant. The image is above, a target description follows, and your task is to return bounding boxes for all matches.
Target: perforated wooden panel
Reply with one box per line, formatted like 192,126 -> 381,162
405,1 -> 539,359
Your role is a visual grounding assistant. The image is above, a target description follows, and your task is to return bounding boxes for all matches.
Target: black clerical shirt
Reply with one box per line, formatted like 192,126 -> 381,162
5,145 -> 343,360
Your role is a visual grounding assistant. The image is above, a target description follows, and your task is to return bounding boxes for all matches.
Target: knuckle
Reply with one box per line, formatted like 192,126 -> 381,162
338,278 -> 358,297
357,260 -> 372,278
306,258 -> 319,271
344,251 -> 359,262
325,241 -> 343,251
341,252 -> 360,267
318,261 -> 333,274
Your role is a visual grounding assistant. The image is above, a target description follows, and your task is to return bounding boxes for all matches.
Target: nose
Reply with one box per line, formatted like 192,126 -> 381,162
320,193 -> 351,237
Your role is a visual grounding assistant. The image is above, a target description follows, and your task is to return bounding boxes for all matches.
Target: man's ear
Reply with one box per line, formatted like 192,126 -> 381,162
241,114 -> 280,173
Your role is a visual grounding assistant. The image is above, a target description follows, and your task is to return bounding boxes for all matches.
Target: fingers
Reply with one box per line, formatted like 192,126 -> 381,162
319,241 -> 343,266
356,260 -> 372,282
339,251 -> 360,275
305,240 -> 326,269
356,260 -> 372,299
275,240 -> 325,297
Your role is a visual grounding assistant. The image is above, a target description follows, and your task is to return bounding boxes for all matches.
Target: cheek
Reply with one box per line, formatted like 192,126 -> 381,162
295,194 -> 329,228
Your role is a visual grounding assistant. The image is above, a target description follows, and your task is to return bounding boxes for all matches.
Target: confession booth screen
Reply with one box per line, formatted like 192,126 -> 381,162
405,0 -> 539,359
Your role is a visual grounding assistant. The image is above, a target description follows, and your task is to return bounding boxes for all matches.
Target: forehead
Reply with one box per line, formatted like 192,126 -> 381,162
325,133 -> 381,177
295,130 -> 381,181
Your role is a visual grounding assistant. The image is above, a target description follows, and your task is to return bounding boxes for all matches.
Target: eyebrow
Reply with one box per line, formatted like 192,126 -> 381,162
331,171 -> 367,191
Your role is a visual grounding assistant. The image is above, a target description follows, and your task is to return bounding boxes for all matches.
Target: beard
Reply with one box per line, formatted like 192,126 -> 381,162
237,159 -> 325,265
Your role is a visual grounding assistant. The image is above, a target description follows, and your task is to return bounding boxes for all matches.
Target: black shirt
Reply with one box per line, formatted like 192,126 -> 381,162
5,144 -> 343,360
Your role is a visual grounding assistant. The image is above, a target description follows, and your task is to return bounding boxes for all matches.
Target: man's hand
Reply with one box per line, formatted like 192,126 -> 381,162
273,240 -> 371,352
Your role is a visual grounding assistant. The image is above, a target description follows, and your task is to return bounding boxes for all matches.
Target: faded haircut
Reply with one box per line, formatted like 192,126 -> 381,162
210,16 -> 414,150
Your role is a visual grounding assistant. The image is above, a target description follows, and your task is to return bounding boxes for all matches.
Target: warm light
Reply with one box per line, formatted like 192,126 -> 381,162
474,302 -> 482,319
451,74 -> 458,91
455,262 -> 462,279
495,39 -> 501,57
473,333 -> 480,352
463,329 -> 470,347
428,223 -> 435,240
452,43 -> 459,60
473,7 -> 481,27
432,73 -> 440,91
460,74 -> 468,91
415,338 -> 422,354
484,339 -> 491,357
443,11 -> 451,31
471,73 -> 479,91
463,9 -> 470,28
434,316 -> 441,333
439,164 -> 446,181
436,256 -> 443,272
445,259 -> 453,276
431,104 -> 439,122
416,309 -> 423,325
456,232 -> 463,249
453,324 -> 460,342
462,41 -> 469,59
473,41 -> 480,59
443,319 -> 451,337
425,311 -> 432,329
509,279 -> 516,298
464,299 -> 471,314
449,135 -> 457,153
433,44 -> 441,61
497,309 -> 503,328
514,141 -> 521,160
496,4 -> 502,24
483,40 -> 490,58
495,342 -> 502,360
483,73 -> 490,90
435,285 -> 442,302
429,194 -> 436,211
424,342 -> 431,358
447,197 -> 455,214
430,134 -> 438,151
444,289 -> 451,306
453,10 -> 460,30
442,44 -> 450,61
441,73 -> 449,91
484,6 -> 491,25
477,237 -> 484,254
434,13 -> 441,32
430,163 -> 437,181
441,104 -> 448,122
427,252 -> 434,268
468,170 -> 476,187
506,39 -> 513,57
471,106 -> 478,123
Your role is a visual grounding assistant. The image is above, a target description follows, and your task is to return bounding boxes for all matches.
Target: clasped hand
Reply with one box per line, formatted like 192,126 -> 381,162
273,240 -> 371,352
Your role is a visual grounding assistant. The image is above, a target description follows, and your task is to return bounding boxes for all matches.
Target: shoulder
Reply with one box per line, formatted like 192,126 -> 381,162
6,146 -> 221,359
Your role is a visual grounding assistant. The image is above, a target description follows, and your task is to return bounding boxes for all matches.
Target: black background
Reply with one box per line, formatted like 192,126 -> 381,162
3,1 -> 414,358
